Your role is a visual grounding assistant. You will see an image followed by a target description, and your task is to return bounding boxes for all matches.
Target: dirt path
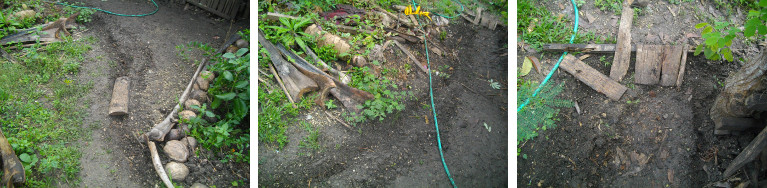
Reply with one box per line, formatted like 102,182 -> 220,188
71,1 -> 248,187
518,0 -> 759,187
259,20 -> 508,187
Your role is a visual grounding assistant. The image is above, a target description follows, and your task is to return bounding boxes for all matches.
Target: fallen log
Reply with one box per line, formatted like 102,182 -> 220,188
277,43 -> 374,112
711,48 -> 767,135
277,43 -> 337,108
0,128 -> 25,187
305,24 -> 352,60
258,29 -> 319,100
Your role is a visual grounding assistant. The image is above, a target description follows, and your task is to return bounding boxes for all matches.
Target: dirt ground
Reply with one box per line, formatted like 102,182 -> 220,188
69,0 -> 248,187
518,0 -> 763,187
258,20 -> 508,187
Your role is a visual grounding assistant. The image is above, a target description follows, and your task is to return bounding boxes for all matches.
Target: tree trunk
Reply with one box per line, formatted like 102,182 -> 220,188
711,48 -> 767,134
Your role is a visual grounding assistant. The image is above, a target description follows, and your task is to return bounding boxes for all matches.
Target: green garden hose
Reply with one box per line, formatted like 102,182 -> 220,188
517,0 -> 579,112
50,0 -> 158,17
411,0 -> 465,187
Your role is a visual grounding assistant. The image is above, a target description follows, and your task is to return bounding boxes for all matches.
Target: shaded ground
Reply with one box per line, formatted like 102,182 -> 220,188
258,20 -> 508,187
518,0 -> 762,187
71,1 -> 248,187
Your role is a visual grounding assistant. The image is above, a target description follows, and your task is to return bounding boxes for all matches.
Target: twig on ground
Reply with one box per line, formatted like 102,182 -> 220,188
325,111 -> 351,129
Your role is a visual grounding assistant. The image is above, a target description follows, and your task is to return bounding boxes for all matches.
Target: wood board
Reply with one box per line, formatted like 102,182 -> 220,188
609,0 -> 635,81
660,45 -> 683,86
560,54 -> 627,101
635,45 -> 662,85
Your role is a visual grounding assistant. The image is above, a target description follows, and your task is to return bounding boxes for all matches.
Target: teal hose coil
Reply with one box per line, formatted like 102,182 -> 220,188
517,0 -> 579,112
411,0 -> 465,187
53,0 -> 159,17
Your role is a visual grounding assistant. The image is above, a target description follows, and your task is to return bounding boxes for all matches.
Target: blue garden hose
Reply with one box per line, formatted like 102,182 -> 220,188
517,0 -> 580,112
411,0 -> 465,187
51,0 -> 158,17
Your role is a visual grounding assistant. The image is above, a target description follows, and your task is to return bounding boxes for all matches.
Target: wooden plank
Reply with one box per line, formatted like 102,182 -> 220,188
543,43 -> 624,53
660,45 -> 683,86
108,76 -> 130,116
716,117 -> 759,131
746,93 -> 767,111
560,54 -> 628,101
724,126 -> 767,177
609,0 -> 635,81
635,45 -> 662,85
676,44 -> 689,87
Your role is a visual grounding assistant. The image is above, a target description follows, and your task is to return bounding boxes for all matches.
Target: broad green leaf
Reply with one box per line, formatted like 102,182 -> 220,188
19,153 -> 30,163
759,25 -> 767,36
744,18 -> 759,37
704,47 -> 714,59
694,44 -> 704,56
223,71 -> 233,81
749,10 -> 761,18
222,53 -> 236,59
714,21 -> 728,30
235,81 -> 248,88
236,48 -> 248,57
760,0 -> 767,7
721,48 -> 733,62
704,34 -> 719,46
211,98 -> 222,109
520,56 -> 533,76
234,99 -> 247,119
216,92 -> 237,101
702,26 -> 713,35
695,22 -> 708,29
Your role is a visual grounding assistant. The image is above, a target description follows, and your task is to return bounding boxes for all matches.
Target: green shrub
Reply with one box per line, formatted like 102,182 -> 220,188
517,80 -> 571,143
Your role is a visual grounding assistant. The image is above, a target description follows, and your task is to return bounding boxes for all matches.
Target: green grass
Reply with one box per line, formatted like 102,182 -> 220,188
298,121 -> 321,152
518,0 -> 610,50
0,36 -> 93,187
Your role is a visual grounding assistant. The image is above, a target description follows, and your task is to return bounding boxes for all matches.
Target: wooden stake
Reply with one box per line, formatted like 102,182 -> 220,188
610,0 -> 635,81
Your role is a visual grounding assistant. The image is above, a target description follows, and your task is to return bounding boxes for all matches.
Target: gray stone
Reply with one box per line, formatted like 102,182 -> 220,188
163,140 -> 189,162
196,76 -> 209,91
164,162 -> 189,181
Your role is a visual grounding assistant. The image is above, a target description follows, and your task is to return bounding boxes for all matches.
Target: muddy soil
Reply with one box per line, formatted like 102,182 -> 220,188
518,0 -> 762,187
72,1 -> 248,187
258,20 -> 508,187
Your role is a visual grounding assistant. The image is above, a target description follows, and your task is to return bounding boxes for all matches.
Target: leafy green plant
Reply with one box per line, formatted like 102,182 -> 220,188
489,79 -> 501,89
347,66 -> 408,123
263,17 -> 313,48
695,1 -> 767,62
517,80 -> 572,143
595,0 -> 622,13
299,121 -> 321,151
325,99 -> 337,109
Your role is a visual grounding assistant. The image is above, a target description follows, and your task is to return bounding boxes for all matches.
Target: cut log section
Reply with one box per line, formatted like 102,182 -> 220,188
560,54 -> 627,101
0,128 -> 25,187
277,43 -> 337,108
746,93 -> 767,112
716,117 -> 759,131
635,45 -> 662,85
109,76 -> 130,116
660,45 -> 683,86
609,0 -> 635,82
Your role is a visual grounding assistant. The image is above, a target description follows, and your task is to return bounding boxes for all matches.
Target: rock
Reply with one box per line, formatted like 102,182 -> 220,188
179,110 -> 197,120
632,0 -> 649,8
191,89 -> 209,103
201,71 -> 215,82
164,128 -> 186,141
184,99 -> 202,113
235,39 -> 249,49
163,140 -> 189,162
430,47 -> 442,56
190,183 -> 209,188
12,10 -> 35,20
193,83 -> 200,90
164,162 -> 190,181
182,136 -> 198,149
226,45 -> 239,54
196,76 -> 209,91
352,55 -> 367,67
433,16 -> 449,27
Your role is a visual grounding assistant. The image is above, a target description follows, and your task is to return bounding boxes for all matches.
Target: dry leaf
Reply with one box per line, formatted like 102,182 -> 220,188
528,56 -> 542,74
520,56 -> 533,76
578,54 -> 591,61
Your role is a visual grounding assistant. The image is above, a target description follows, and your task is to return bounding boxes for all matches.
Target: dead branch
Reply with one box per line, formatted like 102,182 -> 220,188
148,140 -> 173,188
